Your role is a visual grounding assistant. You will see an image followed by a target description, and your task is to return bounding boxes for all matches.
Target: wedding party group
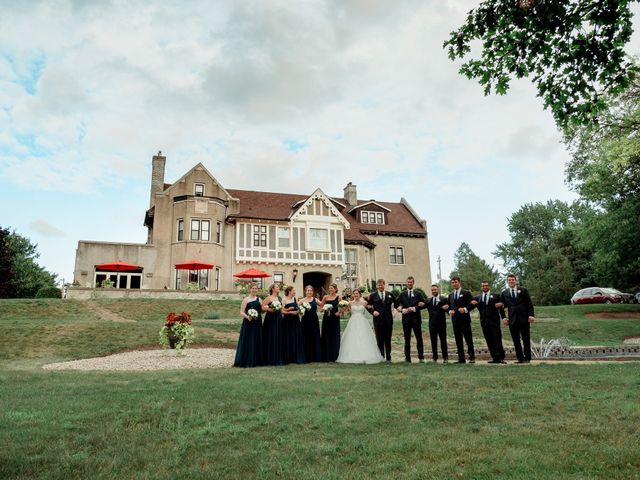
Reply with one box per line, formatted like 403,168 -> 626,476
233,274 -> 535,368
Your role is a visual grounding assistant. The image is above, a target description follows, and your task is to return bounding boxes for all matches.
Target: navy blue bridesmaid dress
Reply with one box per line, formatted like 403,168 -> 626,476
262,297 -> 285,366
300,298 -> 322,363
233,298 -> 263,368
321,296 -> 341,362
283,299 -> 305,364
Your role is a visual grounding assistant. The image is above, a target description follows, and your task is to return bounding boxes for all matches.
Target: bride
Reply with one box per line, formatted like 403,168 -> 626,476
336,289 -> 384,364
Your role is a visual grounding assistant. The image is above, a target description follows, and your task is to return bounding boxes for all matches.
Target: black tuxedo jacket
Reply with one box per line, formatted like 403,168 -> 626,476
447,289 -> 476,322
425,295 -> 448,323
474,292 -> 505,327
367,290 -> 395,326
500,287 -> 534,325
395,289 -> 426,325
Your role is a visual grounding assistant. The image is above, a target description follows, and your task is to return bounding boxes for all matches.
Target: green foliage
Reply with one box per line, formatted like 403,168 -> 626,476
450,242 -> 501,294
390,288 -> 401,299
0,227 -> 16,298
565,81 -> 640,290
0,226 -> 57,298
99,278 -> 114,288
35,287 -> 62,299
494,201 -> 590,304
444,0 -> 638,130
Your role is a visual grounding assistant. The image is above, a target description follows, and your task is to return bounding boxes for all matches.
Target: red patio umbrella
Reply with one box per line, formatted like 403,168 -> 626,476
233,268 -> 271,278
95,260 -> 142,271
174,260 -> 214,270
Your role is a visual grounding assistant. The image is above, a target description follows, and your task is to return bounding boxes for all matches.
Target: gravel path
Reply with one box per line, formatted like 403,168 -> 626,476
42,348 -> 236,371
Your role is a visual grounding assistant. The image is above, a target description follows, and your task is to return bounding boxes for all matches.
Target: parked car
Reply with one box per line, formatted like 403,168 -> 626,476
570,288 -> 623,305
608,289 -> 637,304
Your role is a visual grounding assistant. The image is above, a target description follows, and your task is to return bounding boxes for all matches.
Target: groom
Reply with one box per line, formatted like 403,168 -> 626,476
366,278 -> 395,362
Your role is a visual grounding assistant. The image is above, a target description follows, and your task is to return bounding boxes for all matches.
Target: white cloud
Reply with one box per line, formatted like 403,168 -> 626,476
1,0 -> 639,281
29,219 -> 65,237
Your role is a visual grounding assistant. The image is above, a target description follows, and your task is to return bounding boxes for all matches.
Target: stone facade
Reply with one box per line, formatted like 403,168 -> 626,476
73,153 -> 432,294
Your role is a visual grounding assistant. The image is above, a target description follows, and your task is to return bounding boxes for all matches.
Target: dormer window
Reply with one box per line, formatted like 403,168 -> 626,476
361,211 -> 384,224
194,183 -> 205,196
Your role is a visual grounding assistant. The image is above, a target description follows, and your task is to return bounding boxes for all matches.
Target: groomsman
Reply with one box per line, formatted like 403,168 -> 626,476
472,280 -> 506,364
425,284 -> 449,363
448,276 -> 476,363
366,278 -> 395,362
395,276 -> 426,362
500,274 -> 535,363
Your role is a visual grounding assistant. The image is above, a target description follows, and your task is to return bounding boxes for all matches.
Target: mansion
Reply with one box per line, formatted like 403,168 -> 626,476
73,153 -> 432,294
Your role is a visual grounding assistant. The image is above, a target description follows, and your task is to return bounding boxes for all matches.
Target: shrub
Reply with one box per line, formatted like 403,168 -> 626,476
35,286 -> 62,298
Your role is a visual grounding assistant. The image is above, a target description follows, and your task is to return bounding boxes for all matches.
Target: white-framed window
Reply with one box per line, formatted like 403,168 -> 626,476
253,225 -> 267,247
216,222 -> 222,244
388,283 -> 407,291
309,228 -> 329,250
345,248 -> 358,288
277,227 -> 290,248
194,183 -> 205,196
389,246 -> 405,265
273,272 -> 284,285
175,269 -> 182,290
361,211 -> 384,224
191,219 -> 210,241
177,219 -> 184,241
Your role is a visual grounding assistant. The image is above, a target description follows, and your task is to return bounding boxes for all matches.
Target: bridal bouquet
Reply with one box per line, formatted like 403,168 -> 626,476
338,300 -> 349,309
270,299 -> 282,311
299,301 -> 311,316
247,308 -> 259,320
322,303 -> 333,313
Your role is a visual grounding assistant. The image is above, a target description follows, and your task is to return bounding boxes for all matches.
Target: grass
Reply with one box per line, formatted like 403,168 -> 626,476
0,299 -> 639,478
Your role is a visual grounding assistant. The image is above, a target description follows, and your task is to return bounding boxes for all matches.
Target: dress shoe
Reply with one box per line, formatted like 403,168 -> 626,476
469,359 -> 475,364
500,360 -> 507,364
488,360 -> 499,364
455,360 -> 466,364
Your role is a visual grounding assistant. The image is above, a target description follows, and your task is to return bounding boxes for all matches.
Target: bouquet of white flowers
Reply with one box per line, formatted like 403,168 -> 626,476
338,300 -> 349,309
270,299 -> 282,310
322,303 -> 333,313
247,308 -> 258,320
298,303 -> 307,316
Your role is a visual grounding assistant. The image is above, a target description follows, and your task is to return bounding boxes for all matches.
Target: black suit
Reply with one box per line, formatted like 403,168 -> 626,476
447,289 -> 476,362
366,290 -> 395,361
475,292 -> 506,362
501,286 -> 534,362
395,289 -> 426,361
425,295 -> 448,361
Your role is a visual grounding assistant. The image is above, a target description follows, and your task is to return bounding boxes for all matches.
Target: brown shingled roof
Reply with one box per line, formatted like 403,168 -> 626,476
226,189 -> 426,243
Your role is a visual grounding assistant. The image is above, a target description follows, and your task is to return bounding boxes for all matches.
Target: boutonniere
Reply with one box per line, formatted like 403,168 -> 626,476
517,290 -> 522,294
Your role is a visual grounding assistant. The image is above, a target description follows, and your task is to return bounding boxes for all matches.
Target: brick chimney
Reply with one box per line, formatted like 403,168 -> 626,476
344,182 -> 357,206
150,151 -> 166,207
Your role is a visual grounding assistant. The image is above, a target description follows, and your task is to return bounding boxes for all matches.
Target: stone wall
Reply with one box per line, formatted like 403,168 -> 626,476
66,288 -> 242,301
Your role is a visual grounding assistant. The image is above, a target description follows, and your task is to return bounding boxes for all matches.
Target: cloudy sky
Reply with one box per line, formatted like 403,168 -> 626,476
2,1 -> 639,286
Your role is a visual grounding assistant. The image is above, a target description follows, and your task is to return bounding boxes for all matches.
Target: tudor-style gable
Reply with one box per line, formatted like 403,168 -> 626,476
290,188 -> 350,229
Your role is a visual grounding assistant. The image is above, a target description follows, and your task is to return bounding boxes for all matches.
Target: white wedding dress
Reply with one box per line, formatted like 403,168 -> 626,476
336,302 -> 384,364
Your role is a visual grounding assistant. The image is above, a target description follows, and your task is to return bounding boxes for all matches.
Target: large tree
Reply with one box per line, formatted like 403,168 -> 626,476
450,242 -> 501,294
444,0 -> 638,131
0,227 -> 16,298
567,81 -> 640,289
494,201 -> 591,304
1,227 -> 58,298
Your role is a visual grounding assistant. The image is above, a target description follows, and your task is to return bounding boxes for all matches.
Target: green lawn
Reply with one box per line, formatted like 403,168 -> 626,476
0,299 -> 639,479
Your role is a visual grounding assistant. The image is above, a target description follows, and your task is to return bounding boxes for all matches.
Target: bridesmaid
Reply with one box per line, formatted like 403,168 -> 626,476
282,286 -> 305,364
233,283 -> 263,368
300,285 -> 322,363
319,283 -> 342,362
262,283 -> 284,366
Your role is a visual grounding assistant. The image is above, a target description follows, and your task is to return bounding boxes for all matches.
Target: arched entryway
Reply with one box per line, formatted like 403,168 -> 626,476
302,271 -> 332,298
